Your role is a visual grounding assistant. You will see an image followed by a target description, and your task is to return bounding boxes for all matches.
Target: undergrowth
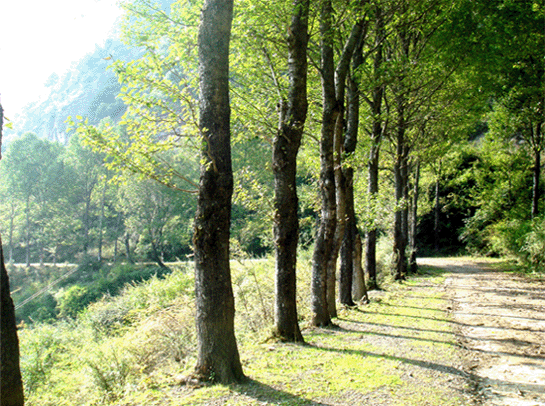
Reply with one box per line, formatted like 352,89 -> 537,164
19,252 -> 470,405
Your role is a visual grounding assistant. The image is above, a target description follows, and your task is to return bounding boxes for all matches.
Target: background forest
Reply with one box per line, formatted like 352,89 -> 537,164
3,0 -> 543,321
0,0 -> 543,403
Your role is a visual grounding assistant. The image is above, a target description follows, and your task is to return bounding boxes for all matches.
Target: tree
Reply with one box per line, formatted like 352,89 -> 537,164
65,133 -> 103,255
192,0 -> 244,383
311,0 -> 337,327
328,3 -> 366,309
339,22 -> 367,305
271,0 -> 310,342
381,0 -> 464,280
311,0 -> 366,322
364,3 -> 387,289
2,133 -> 66,265
72,0 -> 201,196
118,178 -> 192,267
0,103 -> 25,406
0,179 -> 21,263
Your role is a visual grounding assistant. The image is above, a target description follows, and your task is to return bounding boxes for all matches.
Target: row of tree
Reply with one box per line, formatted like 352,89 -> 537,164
1,0 -> 543,393
73,0 -> 542,384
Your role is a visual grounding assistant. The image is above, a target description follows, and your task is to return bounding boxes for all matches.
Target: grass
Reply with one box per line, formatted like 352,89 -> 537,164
19,257 -> 473,405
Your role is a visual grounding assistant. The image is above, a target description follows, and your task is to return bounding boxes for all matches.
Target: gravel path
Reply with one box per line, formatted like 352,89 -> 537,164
419,258 -> 545,406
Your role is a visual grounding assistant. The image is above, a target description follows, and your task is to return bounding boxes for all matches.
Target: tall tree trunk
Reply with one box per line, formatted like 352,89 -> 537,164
339,32 -> 365,307
352,231 -> 369,302
311,0 -> 337,327
39,233 -> 44,266
365,144 -> 380,288
326,112 -> 345,316
434,166 -> 441,253
25,196 -> 30,267
272,0 -> 309,343
339,185 -> 355,306
83,194 -> 91,254
124,232 -> 133,264
150,235 -> 168,270
329,8 -> 366,313
8,203 -> 14,263
113,214 -> 122,262
97,181 -> 107,262
365,5 -> 385,290
1,240 -> 25,406
532,149 -> 540,219
1,102 -> 25,406
315,1 -> 366,319
392,111 -> 407,281
193,0 -> 244,384
532,132 -> 541,219
401,145 -> 410,266
409,160 -> 420,274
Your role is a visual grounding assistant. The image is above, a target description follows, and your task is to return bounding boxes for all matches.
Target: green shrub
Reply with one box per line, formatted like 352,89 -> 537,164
85,345 -> 134,402
20,323 -> 66,393
55,285 -> 90,319
81,266 -> 193,336
17,293 -> 58,323
489,219 -> 530,256
124,302 -> 196,373
521,217 -> 545,272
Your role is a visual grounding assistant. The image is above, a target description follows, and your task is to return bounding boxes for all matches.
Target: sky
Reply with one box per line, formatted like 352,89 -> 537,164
0,0 -> 123,117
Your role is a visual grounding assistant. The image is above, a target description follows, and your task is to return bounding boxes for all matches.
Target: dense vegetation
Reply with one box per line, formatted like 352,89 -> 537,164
0,0 -> 543,402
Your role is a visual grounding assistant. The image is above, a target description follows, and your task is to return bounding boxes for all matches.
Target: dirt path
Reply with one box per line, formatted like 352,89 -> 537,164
419,258 -> 545,406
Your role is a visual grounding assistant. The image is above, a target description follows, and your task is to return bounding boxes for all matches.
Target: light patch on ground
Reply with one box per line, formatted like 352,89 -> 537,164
419,258 -> 545,406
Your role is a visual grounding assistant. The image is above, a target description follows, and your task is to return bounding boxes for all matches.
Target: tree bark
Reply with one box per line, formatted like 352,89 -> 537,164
365,5 -> 385,290
193,0 -> 244,384
408,160 -> 420,274
339,195 -> 355,306
0,103 -> 25,406
339,31 -> 365,307
532,148 -> 540,219
25,196 -> 30,267
313,0 -> 366,320
83,191 -> 91,254
1,240 -> 25,406
124,232 -> 133,264
8,203 -> 15,263
150,238 -> 168,270
311,0 -> 337,327
531,120 -> 542,218
352,231 -> 369,302
113,214 -> 122,262
97,181 -> 106,261
434,166 -> 441,253
272,0 -> 309,343
392,108 -> 408,281
364,122 -> 381,289
329,16 -> 366,311
401,144 -> 410,264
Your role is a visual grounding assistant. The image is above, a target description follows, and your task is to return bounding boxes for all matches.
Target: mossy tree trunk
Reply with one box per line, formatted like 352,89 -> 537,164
339,30 -> 365,307
311,0 -> 337,327
193,0 -> 244,384
272,0 -> 310,343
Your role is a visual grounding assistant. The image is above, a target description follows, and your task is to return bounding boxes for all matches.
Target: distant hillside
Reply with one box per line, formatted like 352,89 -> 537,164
6,38 -> 141,144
